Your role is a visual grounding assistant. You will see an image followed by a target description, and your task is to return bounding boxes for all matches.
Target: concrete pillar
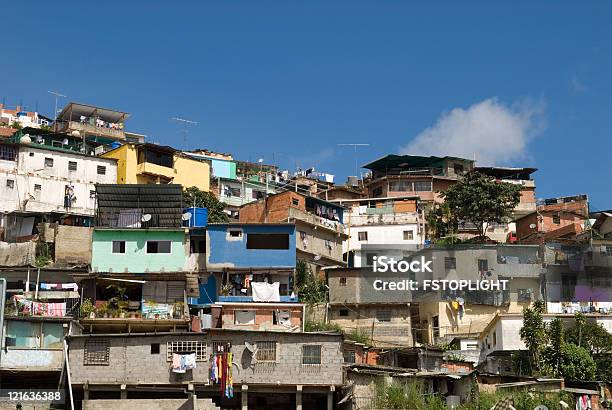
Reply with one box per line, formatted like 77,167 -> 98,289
241,385 -> 248,410
327,386 -> 335,410
296,385 -> 303,410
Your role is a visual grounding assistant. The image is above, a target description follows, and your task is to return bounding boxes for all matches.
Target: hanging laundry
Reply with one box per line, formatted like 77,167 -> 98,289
171,353 -> 185,373
251,282 -> 281,302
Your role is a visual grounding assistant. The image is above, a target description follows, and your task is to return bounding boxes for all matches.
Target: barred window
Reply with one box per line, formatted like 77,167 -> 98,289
211,341 -> 231,354
343,350 -> 356,364
97,165 -> 106,175
84,339 -> 110,366
68,161 -> 78,171
413,181 -> 432,191
302,345 -> 322,365
255,341 -> 277,362
444,257 -> 456,270
376,310 -> 392,322
166,341 -> 207,362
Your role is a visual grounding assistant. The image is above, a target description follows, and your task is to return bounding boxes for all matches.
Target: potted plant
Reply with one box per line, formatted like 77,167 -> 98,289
80,298 -> 95,318
97,302 -> 109,318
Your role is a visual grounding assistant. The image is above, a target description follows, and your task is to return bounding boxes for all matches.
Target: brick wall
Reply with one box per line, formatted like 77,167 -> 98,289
54,225 -> 92,266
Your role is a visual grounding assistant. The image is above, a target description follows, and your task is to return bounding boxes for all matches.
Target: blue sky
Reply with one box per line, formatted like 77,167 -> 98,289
2,2 -> 611,208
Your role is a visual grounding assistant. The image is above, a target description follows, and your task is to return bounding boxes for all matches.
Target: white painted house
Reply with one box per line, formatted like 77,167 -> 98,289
331,196 -> 423,268
0,141 -> 117,240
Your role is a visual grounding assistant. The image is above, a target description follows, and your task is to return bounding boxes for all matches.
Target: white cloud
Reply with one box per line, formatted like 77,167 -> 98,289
401,98 -> 545,166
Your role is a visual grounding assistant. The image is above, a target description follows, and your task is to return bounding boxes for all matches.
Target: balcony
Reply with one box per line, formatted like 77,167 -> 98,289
349,212 -> 418,226
218,295 -> 299,303
96,210 -> 182,228
137,161 -> 174,179
57,121 -> 125,140
288,207 -> 345,235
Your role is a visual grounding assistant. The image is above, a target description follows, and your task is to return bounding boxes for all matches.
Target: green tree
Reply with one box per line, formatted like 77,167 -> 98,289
182,186 -> 230,223
519,300 -> 548,374
440,171 -> 522,238
541,318 -> 564,376
565,313 -> 612,354
426,202 -> 458,241
558,343 -> 597,381
295,260 -> 326,303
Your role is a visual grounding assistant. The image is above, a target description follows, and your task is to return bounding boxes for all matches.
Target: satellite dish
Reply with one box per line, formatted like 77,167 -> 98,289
141,214 -> 152,222
181,212 -> 192,221
314,255 -> 321,261
257,158 -> 263,163
245,341 -> 257,353
62,138 -> 69,145
529,224 -> 536,229
20,134 -> 31,143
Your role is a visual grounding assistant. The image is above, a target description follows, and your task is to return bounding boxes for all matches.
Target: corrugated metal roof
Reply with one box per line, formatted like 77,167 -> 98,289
95,184 -> 183,227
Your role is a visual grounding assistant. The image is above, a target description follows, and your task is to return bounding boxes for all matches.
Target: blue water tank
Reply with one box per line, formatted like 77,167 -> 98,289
184,207 -> 208,227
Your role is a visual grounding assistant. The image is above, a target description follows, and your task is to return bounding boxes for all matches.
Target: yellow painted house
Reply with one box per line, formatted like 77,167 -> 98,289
101,143 -> 210,191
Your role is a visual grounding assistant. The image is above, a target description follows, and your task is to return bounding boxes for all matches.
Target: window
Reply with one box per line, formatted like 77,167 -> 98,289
302,345 -> 322,365
343,350 -> 356,364
517,289 -> 532,302
413,181 -> 432,191
478,259 -> 488,272
252,190 -> 265,200
97,165 -> 106,175
366,253 -> 377,266
5,321 -> 64,349
339,277 -> 347,286
44,157 -> 54,167
29,152 -> 34,157
552,213 -> 561,224
255,341 -> 277,362
372,187 -> 383,197
227,229 -> 243,240
444,257 -> 456,270
34,184 -> 42,191
84,339 -> 110,366
234,310 -> 256,325
292,198 -> 300,206
358,231 -> 368,241
492,331 -> 497,346
68,161 -> 78,171
454,164 -> 464,174
389,181 -> 412,192
403,230 -> 414,240
166,341 -> 207,361
112,240 -> 126,254
465,342 -> 478,350
376,310 -> 392,322
339,309 -> 349,317
606,246 -> 612,257
151,343 -> 160,354
0,145 -> 17,161
246,233 -> 290,250
6,179 -> 14,189
146,240 -> 171,254
90,190 -> 96,199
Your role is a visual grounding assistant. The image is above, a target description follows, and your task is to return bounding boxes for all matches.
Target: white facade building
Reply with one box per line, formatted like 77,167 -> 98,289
334,197 -> 423,268
0,142 -> 117,239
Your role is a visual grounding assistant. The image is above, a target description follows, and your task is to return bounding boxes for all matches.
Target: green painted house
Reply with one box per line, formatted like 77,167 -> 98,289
91,228 -> 188,273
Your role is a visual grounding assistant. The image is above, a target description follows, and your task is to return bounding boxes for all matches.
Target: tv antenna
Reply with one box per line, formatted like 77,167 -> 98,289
171,117 -> 198,147
337,143 -> 370,178
47,90 -> 67,123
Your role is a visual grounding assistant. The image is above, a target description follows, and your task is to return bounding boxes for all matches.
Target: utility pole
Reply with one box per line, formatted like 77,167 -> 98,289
337,143 -> 370,179
171,117 -> 198,148
47,90 -> 67,124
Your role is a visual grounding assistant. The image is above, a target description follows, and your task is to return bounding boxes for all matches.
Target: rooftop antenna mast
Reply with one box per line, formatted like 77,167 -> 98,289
47,90 -> 67,123
337,143 -> 370,179
171,117 -> 198,148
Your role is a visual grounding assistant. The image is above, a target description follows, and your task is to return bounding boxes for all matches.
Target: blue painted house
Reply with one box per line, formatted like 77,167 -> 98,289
206,223 -> 296,270
204,223 -> 297,305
